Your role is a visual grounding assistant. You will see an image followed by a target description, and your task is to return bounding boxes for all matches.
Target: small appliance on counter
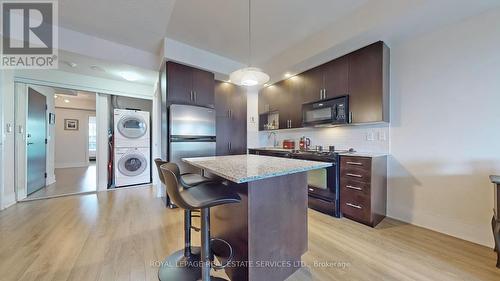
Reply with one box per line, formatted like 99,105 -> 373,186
299,136 -> 311,151
283,139 -> 295,149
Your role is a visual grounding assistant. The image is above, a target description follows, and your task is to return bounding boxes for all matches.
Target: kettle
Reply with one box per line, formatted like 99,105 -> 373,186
299,136 -> 311,151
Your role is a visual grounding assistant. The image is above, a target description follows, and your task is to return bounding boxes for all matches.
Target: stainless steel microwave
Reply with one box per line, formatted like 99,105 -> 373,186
302,96 -> 349,126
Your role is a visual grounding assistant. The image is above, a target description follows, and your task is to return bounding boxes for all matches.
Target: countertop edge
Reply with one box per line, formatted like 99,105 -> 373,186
183,157 -> 332,184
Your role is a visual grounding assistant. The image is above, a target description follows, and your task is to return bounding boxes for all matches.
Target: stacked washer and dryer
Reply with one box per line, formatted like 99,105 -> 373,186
113,109 -> 151,187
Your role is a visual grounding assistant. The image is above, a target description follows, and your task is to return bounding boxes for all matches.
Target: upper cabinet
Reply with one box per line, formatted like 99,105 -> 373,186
258,41 -> 390,130
166,61 -> 215,108
348,41 -> 390,124
215,81 -> 247,156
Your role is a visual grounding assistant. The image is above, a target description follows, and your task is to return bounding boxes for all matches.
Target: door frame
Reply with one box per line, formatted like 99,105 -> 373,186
13,82 -> 101,201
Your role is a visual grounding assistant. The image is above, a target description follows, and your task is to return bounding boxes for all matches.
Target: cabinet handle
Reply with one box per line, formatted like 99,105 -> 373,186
346,173 -> 362,178
346,161 -> 363,166
346,185 -> 362,191
323,89 -> 327,99
308,188 -> 314,192
346,202 -> 362,209
228,142 -> 232,152
190,91 -> 193,101
194,91 -> 197,102
319,89 -> 323,99
349,112 -> 353,123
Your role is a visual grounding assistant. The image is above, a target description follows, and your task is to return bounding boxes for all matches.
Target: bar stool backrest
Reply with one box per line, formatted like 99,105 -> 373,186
160,163 -> 192,210
154,158 -> 168,185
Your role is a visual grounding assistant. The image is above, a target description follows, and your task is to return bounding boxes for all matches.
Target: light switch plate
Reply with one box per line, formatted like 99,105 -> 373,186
6,123 -> 12,133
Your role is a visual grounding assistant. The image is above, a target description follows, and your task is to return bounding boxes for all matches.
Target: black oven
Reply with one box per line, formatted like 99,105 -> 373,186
291,152 -> 340,217
302,96 -> 349,127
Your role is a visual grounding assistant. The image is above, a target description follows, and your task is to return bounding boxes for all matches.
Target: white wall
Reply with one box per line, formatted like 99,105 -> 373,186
54,108 -> 96,168
0,70 -> 16,209
96,94 -> 110,191
388,8 -> 500,247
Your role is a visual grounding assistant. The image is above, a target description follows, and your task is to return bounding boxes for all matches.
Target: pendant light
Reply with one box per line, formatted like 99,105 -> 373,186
229,0 -> 270,87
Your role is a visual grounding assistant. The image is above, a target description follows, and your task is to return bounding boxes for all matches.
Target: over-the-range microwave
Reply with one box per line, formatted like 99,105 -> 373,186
302,96 -> 349,127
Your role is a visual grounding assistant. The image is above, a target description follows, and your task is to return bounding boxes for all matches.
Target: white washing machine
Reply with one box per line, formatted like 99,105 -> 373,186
114,109 -> 150,148
114,147 -> 150,187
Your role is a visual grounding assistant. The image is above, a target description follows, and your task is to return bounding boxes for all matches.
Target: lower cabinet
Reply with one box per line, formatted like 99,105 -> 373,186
340,155 -> 387,227
215,81 -> 247,155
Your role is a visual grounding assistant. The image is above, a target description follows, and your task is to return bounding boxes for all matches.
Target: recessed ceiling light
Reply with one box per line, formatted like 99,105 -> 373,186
263,83 -> 269,87
64,99 -> 70,103
63,61 -> 77,68
90,65 -> 105,72
54,94 -> 58,98
284,73 -> 292,78
120,71 -> 141,81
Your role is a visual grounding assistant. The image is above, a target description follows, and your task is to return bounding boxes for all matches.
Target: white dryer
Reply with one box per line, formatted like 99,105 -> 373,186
114,147 -> 150,187
114,109 -> 150,148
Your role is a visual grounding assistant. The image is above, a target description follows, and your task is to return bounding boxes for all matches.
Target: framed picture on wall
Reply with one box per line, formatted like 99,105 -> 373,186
64,119 -> 79,130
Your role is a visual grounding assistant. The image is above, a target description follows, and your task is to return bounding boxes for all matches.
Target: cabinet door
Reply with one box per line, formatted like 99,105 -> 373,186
283,77 -> 304,128
193,68 -> 215,108
348,42 -> 386,123
167,62 -> 193,104
215,81 -> 231,117
301,65 -> 324,103
324,56 -> 349,99
230,88 -> 247,154
273,80 -> 290,130
216,117 -> 231,156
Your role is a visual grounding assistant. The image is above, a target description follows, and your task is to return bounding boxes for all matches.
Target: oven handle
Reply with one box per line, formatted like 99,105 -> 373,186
346,161 -> 363,166
346,173 -> 362,178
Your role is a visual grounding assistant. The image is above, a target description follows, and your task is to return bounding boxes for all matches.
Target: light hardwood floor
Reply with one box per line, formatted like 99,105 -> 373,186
27,163 -> 97,199
0,186 -> 498,281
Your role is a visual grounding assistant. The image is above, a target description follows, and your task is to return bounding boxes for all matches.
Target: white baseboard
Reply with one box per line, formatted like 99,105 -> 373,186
46,175 -> 56,185
55,162 -> 89,169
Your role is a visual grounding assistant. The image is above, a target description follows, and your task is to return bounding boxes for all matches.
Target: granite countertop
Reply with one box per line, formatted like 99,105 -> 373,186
491,175 -> 500,184
183,154 -> 332,184
249,147 -> 388,158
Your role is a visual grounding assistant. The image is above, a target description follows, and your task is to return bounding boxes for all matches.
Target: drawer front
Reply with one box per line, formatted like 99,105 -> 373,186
340,156 -> 371,183
341,178 -> 370,197
340,156 -> 372,169
340,188 -> 371,224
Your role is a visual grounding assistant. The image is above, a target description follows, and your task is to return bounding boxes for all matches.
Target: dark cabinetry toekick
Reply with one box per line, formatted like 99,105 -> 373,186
258,41 -> 390,131
166,61 -> 215,108
339,155 -> 387,227
215,81 -> 247,155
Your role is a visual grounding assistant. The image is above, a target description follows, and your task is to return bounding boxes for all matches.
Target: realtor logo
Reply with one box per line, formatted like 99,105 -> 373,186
1,1 -> 58,69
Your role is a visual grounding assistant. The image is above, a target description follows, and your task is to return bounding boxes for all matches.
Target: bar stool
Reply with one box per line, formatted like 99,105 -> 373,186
154,158 -> 217,264
159,163 -> 241,281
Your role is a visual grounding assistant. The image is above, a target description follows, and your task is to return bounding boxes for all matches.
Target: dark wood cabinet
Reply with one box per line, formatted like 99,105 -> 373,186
166,61 -> 215,108
348,41 -> 390,123
301,65 -> 324,103
215,81 -> 247,155
258,41 -> 390,131
324,56 -> 349,99
340,155 -> 387,227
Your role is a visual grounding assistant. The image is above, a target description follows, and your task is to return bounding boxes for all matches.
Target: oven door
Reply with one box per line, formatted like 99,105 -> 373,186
306,164 -> 336,200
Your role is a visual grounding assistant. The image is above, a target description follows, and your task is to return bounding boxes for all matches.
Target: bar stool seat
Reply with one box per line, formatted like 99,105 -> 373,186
159,163 -> 241,281
180,182 -> 241,209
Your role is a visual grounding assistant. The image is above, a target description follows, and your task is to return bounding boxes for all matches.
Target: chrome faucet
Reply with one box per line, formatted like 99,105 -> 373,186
267,131 -> 279,147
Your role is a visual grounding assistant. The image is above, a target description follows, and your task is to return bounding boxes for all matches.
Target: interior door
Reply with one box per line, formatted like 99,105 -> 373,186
27,88 -> 47,195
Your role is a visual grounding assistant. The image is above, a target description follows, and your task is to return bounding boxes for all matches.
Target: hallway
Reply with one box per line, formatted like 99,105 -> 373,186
27,162 -> 97,199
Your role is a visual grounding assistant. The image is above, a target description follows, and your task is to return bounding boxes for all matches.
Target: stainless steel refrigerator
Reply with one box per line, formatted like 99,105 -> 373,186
168,104 -> 216,174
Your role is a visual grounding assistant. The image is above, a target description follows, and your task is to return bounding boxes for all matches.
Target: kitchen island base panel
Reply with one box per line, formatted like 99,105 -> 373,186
211,172 -> 308,281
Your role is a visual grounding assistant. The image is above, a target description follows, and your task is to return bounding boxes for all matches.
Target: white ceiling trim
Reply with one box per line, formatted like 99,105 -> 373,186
14,69 -> 154,99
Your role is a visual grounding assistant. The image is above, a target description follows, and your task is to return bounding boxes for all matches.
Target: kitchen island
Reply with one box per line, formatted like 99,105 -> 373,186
183,154 -> 332,281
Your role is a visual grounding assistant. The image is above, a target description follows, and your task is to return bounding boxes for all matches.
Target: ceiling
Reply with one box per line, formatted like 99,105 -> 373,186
55,0 -> 500,85
166,0 -> 367,65
58,51 -> 158,86
58,0 -> 175,54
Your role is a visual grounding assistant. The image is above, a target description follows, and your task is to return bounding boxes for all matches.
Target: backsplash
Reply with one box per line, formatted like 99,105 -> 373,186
256,123 -> 390,154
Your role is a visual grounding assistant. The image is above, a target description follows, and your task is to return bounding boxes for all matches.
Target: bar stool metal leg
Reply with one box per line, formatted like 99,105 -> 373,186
201,208 -> 211,281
